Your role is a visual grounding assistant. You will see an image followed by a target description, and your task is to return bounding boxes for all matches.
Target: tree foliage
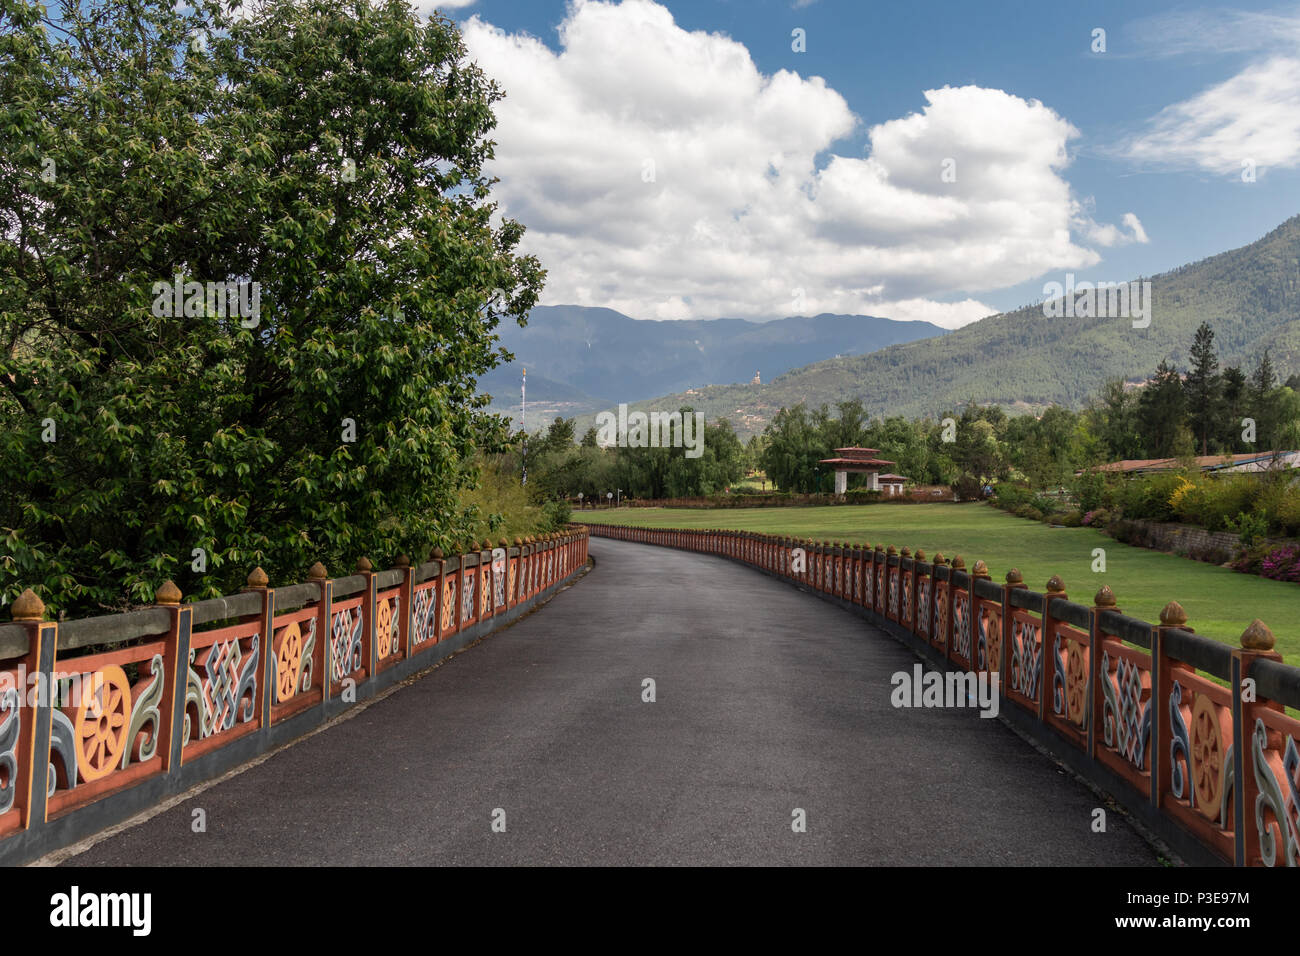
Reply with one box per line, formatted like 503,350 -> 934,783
0,0 -> 544,615
518,411 -> 746,502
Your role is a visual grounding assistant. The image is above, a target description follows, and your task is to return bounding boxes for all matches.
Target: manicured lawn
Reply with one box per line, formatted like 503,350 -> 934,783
580,502 -> 1300,660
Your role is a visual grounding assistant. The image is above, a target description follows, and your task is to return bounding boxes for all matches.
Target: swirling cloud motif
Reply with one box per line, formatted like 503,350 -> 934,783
463,0 -> 1143,328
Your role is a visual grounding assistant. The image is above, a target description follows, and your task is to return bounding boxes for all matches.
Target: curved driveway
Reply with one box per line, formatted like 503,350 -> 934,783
63,537 -> 1160,866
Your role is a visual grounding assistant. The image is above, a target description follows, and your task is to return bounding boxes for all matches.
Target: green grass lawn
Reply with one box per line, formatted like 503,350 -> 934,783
580,502 -> 1300,660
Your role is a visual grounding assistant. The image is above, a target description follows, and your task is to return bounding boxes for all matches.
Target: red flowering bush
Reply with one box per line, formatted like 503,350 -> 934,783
1260,546 -> 1300,583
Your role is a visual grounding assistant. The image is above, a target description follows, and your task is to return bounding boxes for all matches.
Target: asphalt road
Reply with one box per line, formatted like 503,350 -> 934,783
64,537 -> 1161,866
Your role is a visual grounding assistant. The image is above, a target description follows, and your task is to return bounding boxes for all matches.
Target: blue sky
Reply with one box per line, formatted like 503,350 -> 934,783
429,0 -> 1300,326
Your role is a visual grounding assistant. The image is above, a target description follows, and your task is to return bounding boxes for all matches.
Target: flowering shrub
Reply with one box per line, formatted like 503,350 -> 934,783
1082,508 -> 1112,527
1260,546 -> 1300,583
1168,476 -> 1195,511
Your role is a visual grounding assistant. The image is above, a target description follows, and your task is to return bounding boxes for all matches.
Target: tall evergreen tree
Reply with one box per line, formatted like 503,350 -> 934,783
1220,366 -> 1248,450
1184,322 -> 1221,455
1249,349 -> 1281,452
1252,348 -> 1277,393
1138,360 -> 1186,458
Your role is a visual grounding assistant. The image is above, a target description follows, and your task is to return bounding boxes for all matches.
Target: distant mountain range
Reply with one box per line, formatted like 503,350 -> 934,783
576,213 -> 1300,438
480,306 -> 946,427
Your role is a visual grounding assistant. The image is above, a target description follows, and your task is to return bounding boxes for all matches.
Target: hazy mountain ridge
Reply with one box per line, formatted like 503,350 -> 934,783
592,213 -> 1300,438
479,306 -> 947,424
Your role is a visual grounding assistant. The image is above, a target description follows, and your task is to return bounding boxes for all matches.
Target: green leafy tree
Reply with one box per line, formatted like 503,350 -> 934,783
820,400 -> 871,450
862,415 -> 940,484
663,417 -> 744,496
0,0 -> 544,615
759,403 -> 824,492
949,412 -> 1007,497
1086,378 -> 1144,461
1004,405 -> 1086,489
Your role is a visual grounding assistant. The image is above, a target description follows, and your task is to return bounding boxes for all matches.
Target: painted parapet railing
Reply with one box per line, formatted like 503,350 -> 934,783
589,523 -> 1300,868
0,530 -> 590,865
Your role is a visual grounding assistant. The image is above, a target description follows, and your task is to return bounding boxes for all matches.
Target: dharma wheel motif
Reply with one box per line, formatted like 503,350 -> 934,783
276,621 -> 304,703
1191,693 -> 1226,820
73,666 -> 131,783
1065,638 -> 1087,727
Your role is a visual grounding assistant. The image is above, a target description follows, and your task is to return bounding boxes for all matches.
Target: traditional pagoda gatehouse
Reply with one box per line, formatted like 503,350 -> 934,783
818,447 -> 904,496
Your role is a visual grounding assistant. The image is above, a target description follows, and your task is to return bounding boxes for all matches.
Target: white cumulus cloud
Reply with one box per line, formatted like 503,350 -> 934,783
463,0 -> 1139,327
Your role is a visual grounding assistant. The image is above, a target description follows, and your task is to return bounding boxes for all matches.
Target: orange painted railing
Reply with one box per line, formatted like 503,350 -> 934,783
0,530 -> 590,864
588,523 -> 1300,868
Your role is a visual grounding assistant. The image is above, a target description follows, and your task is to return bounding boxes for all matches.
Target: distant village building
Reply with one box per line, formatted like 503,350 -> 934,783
877,474 -> 907,496
818,447 -> 904,495
751,370 -> 761,385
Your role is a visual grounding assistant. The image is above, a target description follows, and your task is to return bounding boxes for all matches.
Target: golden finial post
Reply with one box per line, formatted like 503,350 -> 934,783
1159,601 -> 1188,630
155,580 -> 183,606
11,588 -> 45,622
1240,620 -> 1275,651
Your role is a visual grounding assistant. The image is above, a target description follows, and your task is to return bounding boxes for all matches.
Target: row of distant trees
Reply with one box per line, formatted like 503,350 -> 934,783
757,401 -> 1007,495
512,323 -> 1300,504
1115,322 -> 1298,459
502,413 -> 747,503
753,323 -> 1300,495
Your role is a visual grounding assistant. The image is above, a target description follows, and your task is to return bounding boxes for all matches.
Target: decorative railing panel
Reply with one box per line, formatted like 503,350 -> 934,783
900,566 -> 913,629
874,560 -> 886,615
184,617 -> 263,762
439,572 -> 459,639
376,586 -> 403,668
886,563 -> 899,622
916,572 -> 931,640
1094,636 -> 1153,798
1163,665 -> 1234,860
411,578 -> 439,649
478,562 -> 493,620
973,592 -> 1000,682
47,640 -> 170,816
270,604 -> 323,723
0,662 -> 25,835
506,556 -> 518,612
932,577 -> 949,652
329,595 -> 367,690
460,565 -> 478,627
950,586 -> 973,671
1249,705 -> 1300,867
1046,619 -> 1090,751
1006,609 -> 1043,716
